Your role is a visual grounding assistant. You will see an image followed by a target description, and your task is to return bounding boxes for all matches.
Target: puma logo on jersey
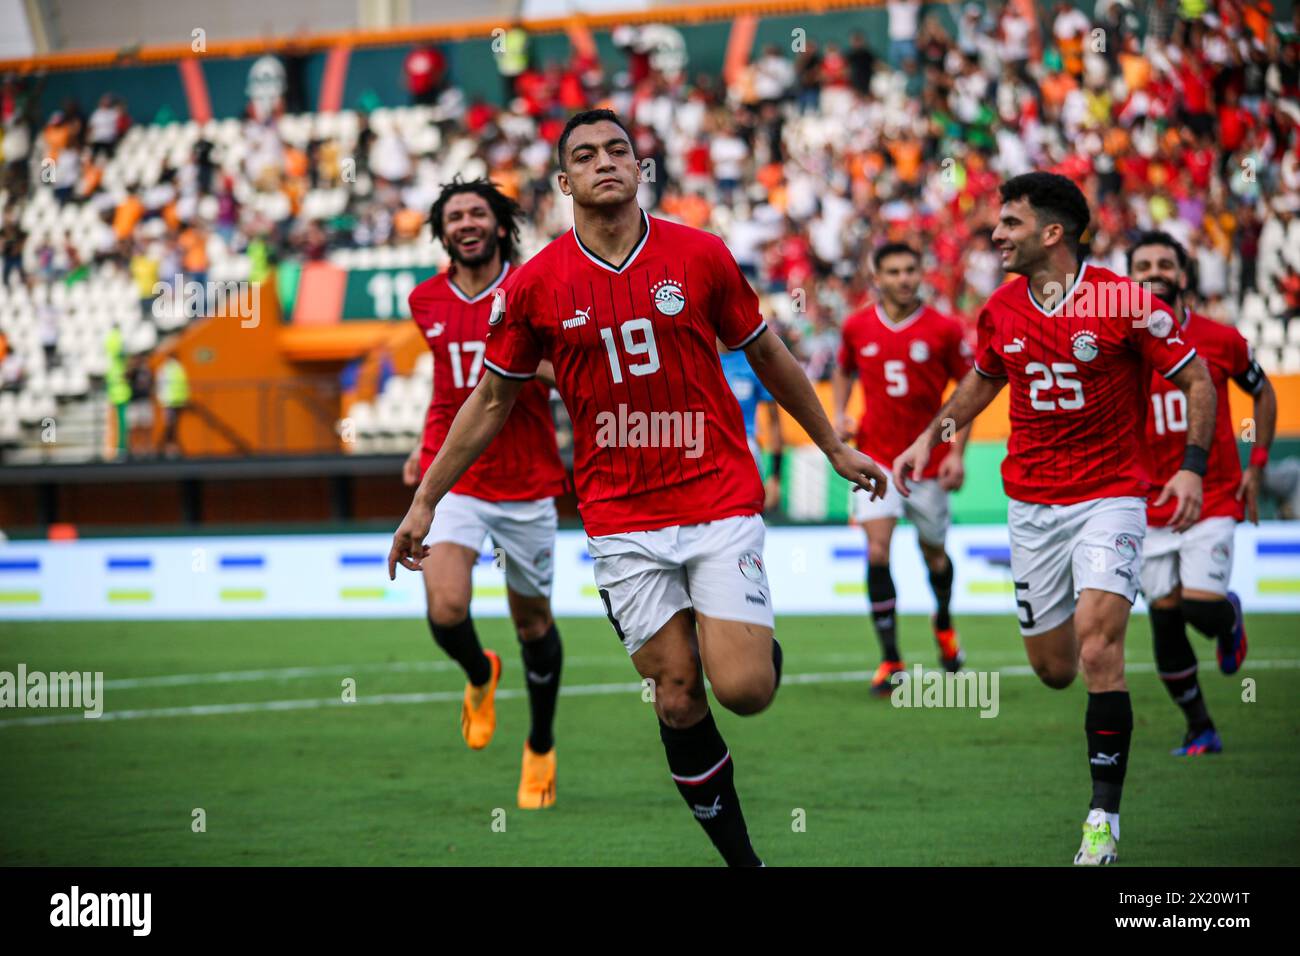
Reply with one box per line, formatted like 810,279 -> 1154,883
1003,337 -> 1026,353
1167,332 -> 1185,346
859,343 -> 880,357
563,307 -> 591,330
1090,752 -> 1120,767
426,322 -> 445,338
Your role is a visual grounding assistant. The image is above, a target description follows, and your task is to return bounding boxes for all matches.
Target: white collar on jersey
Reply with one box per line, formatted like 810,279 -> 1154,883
446,260 -> 511,304
874,302 -> 925,332
1026,261 -> 1089,317
572,210 -> 651,274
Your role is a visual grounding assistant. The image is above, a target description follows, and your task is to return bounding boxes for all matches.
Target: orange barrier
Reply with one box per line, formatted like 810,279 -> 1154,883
1,0 -> 885,73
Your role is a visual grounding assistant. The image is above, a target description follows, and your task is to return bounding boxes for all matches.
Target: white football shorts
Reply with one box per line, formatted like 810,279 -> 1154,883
425,490 -> 557,598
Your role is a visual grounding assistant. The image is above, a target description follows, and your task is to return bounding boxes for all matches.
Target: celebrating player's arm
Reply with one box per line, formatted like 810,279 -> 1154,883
1234,360 -> 1277,525
892,367 -> 1004,495
1150,356 -> 1215,532
745,326 -> 887,500
388,369 -> 528,577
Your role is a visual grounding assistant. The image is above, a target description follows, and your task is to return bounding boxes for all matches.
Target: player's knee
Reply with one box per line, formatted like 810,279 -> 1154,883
710,669 -> 777,716
429,595 -> 470,628
1033,658 -> 1077,689
655,677 -> 707,727
512,609 -> 553,641
1078,635 -> 1122,680
867,542 -> 891,565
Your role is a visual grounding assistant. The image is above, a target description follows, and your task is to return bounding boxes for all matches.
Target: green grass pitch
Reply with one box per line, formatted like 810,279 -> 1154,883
1,614 -> 1296,866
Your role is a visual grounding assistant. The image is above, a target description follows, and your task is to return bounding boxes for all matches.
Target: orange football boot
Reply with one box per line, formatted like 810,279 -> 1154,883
517,743 -> 557,809
461,650 -> 501,750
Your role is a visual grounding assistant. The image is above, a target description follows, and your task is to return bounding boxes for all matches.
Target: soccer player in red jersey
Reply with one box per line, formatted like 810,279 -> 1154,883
389,110 -> 887,866
1127,231 -> 1277,756
832,242 -> 973,693
403,179 -> 568,808
893,173 -> 1216,865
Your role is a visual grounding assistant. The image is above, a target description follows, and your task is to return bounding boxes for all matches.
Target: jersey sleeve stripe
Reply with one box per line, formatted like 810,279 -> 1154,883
1159,348 -> 1197,379
484,358 -> 536,380
973,362 -> 1006,380
726,321 -> 767,351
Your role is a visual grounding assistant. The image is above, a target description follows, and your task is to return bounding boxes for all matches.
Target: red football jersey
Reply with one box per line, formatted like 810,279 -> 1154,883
483,212 -> 765,536
837,303 -> 972,478
1143,310 -> 1250,524
973,264 -> 1197,505
410,264 -> 566,502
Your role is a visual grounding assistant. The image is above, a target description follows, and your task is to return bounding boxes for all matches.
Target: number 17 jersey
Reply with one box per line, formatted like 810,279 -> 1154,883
409,264 -> 566,502
973,263 -> 1197,505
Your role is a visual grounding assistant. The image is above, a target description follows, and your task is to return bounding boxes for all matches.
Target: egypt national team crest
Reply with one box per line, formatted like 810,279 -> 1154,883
534,547 -> 553,573
652,280 -> 685,316
738,550 -> 766,584
909,340 -> 930,363
1114,534 -> 1138,561
1071,330 -> 1099,362
488,288 -> 506,326
1146,309 -> 1173,339
1212,542 -> 1230,565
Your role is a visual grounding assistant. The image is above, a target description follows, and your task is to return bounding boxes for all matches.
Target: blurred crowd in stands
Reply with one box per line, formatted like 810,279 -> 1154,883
1,0 -> 1299,397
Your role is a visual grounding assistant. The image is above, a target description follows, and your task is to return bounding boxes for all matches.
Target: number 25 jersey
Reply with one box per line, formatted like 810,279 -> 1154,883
973,264 -> 1197,505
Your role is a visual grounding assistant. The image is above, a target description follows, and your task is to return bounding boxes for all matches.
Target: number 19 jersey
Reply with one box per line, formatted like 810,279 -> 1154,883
409,264 -> 566,502
973,263 -> 1197,505
483,213 -> 765,536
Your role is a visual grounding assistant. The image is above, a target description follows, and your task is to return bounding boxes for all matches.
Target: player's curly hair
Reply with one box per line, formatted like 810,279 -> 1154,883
428,177 -> 522,263
1127,230 -> 1189,272
999,172 -> 1091,253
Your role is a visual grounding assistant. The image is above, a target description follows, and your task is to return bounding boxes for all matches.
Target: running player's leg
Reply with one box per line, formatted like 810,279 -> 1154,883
631,611 -> 763,867
424,494 -> 501,749
864,517 -> 905,692
908,480 -> 962,670
1176,517 -> 1246,674
854,481 -> 904,689
491,497 -> 564,806
423,543 -> 491,686
591,529 -> 762,866
1069,498 -> 1145,864
1140,526 -> 1217,754
1010,499 -> 1078,689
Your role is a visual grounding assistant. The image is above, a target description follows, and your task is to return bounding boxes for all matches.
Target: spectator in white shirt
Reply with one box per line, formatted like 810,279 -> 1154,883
87,94 -> 124,161
887,0 -> 921,67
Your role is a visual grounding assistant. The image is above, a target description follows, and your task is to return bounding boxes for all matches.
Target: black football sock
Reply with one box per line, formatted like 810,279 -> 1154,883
519,623 -> 563,754
659,711 -> 761,867
1183,598 -> 1236,642
428,614 -> 492,687
867,563 -> 900,661
772,638 -> 783,690
928,554 -> 955,632
1085,691 -> 1133,814
1150,606 -> 1213,734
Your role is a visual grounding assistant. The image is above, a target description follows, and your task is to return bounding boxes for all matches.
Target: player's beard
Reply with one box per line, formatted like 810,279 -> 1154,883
1142,277 -> 1181,307
448,230 -> 500,269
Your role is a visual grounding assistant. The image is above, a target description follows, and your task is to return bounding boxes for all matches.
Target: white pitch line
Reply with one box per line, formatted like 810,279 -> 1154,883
1,660 -> 1296,730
